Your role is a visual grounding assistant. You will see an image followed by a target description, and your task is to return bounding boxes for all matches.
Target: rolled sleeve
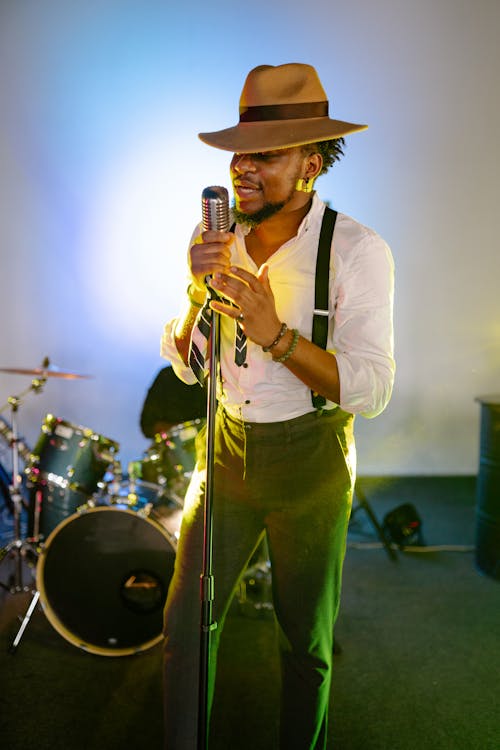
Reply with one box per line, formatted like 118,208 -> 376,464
160,318 -> 198,385
332,231 -> 395,418
160,224 -> 204,386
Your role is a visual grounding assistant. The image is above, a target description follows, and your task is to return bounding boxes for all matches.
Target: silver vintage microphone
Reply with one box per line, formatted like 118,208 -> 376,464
198,183 -> 230,749
201,186 -> 230,232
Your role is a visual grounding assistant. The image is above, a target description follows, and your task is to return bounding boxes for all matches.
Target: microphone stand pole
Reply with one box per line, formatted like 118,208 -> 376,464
198,295 -> 220,750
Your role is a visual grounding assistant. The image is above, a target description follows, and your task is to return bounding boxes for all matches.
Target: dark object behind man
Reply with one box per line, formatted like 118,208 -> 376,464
140,365 -> 207,438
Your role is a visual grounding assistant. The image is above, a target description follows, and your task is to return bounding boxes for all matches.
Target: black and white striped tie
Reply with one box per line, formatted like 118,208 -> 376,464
188,301 -> 213,385
235,321 -> 247,366
189,303 -> 247,385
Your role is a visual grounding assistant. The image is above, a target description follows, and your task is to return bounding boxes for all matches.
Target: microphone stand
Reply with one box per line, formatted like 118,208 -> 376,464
198,291 -> 220,750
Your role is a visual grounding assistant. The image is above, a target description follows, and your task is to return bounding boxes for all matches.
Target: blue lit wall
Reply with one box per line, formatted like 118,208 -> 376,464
1,0 -> 499,474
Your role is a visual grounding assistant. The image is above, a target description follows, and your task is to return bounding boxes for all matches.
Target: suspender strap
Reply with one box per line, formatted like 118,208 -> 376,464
311,206 -> 337,408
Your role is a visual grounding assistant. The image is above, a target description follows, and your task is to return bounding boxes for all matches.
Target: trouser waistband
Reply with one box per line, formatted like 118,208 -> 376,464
219,405 -> 348,438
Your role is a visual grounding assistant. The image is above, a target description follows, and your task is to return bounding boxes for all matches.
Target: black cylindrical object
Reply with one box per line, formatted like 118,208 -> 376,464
475,395 -> 500,580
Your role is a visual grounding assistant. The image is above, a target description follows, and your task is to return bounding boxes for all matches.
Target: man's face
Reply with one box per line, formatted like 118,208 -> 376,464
229,147 -> 307,227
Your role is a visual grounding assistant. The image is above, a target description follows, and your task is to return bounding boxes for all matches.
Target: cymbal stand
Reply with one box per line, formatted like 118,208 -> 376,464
0,377 -> 46,651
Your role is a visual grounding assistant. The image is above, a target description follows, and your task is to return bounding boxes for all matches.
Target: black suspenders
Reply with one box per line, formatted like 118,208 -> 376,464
233,207 -> 337,409
311,206 -> 337,408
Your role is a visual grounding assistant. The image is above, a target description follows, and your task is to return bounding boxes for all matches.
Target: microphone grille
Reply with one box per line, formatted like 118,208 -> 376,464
201,186 -> 230,232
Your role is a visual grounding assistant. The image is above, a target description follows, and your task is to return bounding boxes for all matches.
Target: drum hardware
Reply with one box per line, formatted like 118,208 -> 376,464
0,369 -> 47,653
105,458 -> 125,494
0,415 -> 32,521
0,371 -> 47,597
235,538 -> 274,620
0,358 -> 107,653
0,415 -> 32,466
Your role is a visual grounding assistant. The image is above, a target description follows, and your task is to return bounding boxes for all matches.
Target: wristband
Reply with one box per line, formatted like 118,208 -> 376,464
262,322 -> 288,352
187,284 -> 204,308
274,328 -> 300,363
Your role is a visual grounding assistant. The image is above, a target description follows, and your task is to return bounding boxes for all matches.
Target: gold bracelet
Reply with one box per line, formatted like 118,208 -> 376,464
274,328 -> 300,363
187,284 -> 204,308
262,322 -> 288,352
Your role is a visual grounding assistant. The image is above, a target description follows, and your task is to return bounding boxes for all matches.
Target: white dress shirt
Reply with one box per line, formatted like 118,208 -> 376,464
161,193 -> 395,422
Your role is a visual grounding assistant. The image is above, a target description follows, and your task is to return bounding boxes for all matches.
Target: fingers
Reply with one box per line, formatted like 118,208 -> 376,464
209,265 -> 281,349
189,232 -> 234,287
209,264 -> 273,319
200,230 -> 233,244
227,265 -> 263,292
209,299 -> 240,320
210,266 -> 264,303
257,263 -> 271,291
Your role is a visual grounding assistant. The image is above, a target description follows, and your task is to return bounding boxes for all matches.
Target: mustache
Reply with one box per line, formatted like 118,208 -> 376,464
233,180 -> 261,189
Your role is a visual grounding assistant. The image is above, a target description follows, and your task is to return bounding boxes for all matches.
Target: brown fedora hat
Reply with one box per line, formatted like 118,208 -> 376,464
198,63 -> 368,153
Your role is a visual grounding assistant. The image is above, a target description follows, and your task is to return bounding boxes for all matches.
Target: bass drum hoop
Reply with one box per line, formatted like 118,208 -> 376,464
36,506 -> 176,657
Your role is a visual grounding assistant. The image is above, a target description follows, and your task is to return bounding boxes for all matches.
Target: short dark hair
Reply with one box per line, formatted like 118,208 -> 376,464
302,138 -> 345,175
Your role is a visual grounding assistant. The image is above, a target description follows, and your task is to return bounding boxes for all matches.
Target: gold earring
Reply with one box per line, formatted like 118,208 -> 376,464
296,177 -> 314,193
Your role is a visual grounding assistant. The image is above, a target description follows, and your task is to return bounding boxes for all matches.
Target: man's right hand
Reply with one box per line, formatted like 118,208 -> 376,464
188,230 -> 234,293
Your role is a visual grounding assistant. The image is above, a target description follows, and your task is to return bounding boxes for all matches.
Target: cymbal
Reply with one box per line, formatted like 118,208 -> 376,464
0,366 -> 92,380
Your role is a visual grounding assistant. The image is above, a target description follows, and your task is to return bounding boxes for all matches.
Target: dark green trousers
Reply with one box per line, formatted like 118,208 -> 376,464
163,406 -> 355,749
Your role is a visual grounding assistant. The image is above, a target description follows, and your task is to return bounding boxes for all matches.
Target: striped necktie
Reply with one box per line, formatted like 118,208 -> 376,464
189,302 -> 247,385
189,300 -> 212,385
235,321 -> 247,366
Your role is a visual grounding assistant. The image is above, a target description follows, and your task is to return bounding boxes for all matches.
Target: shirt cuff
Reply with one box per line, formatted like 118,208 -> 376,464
160,319 -> 198,385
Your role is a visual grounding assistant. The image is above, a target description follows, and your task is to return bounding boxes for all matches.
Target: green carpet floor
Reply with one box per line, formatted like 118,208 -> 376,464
1,476 -> 498,749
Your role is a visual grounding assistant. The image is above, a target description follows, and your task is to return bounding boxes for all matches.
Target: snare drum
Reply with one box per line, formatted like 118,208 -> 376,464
26,414 -> 119,539
36,497 -> 183,656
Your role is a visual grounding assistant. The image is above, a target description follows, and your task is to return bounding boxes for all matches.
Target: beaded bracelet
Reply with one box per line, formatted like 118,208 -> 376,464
187,284 -> 204,308
262,322 -> 288,352
274,328 -> 300,363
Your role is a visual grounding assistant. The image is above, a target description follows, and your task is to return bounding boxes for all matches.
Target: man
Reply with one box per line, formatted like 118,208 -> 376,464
160,63 -> 395,749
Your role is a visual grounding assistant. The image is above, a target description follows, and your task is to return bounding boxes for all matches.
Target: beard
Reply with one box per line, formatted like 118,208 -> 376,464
231,200 -> 287,229
231,179 -> 298,229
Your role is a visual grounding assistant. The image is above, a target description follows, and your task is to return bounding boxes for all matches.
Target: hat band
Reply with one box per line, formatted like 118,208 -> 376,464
239,100 -> 329,123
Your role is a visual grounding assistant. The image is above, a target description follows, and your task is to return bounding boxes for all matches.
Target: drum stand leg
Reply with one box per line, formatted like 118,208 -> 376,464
0,490 -> 41,653
8,590 -> 40,654
0,375 -> 49,652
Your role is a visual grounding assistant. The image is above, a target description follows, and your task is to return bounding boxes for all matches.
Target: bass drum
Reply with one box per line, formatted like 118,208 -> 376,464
36,501 -> 182,656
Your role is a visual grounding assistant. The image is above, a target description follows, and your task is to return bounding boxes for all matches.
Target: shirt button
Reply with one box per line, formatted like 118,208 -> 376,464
242,363 -> 248,368
245,399 -> 251,404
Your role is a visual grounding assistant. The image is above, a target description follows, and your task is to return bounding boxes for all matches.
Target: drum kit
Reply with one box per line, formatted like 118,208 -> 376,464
0,360 -> 204,656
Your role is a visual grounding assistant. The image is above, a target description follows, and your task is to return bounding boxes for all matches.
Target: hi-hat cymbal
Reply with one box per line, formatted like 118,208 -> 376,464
0,366 -> 92,380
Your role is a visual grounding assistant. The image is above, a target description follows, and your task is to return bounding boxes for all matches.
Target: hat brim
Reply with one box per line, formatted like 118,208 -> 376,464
198,117 -> 368,153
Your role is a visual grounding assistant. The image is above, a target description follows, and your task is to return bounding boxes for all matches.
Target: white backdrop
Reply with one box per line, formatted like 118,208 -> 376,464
1,0 -> 499,475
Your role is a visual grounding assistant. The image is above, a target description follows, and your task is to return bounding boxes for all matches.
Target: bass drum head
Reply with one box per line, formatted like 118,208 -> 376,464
36,507 -> 177,656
